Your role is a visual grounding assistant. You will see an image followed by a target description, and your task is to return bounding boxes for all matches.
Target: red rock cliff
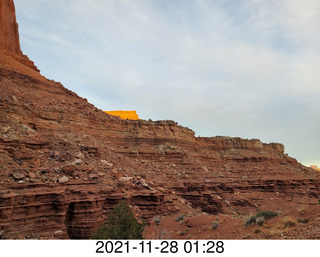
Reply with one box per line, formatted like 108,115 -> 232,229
0,0 -> 40,77
0,0 -> 22,55
0,0 -> 320,240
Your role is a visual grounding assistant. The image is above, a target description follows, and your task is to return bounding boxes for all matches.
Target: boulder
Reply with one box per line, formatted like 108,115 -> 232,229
40,168 -> 50,174
13,171 -> 25,180
100,160 -> 113,168
89,174 -> 99,180
74,159 -> 83,165
139,178 -> 149,188
75,152 -> 84,159
118,177 -> 133,188
62,163 -> 77,175
111,168 -> 122,180
51,151 -> 61,161
28,172 -> 36,179
58,176 -> 69,183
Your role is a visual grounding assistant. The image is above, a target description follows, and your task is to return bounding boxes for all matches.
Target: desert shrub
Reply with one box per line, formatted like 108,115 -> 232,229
91,200 -> 145,239
298,218 -> 309,224
175,215 -> 185,222
211,222 -> 219,230
281,217 -> 296,228
177,228 -> 189,236
246,215 -> 257,227
246,210 -> 279,227
256,210 -> 279,220
153,216 -> 161,226
255,216 -> 265,226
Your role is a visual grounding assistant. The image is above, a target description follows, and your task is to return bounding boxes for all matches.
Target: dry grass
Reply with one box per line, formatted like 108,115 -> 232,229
297,206 -> 306,214
266,228 -> 283,238
280,217 -> 297,229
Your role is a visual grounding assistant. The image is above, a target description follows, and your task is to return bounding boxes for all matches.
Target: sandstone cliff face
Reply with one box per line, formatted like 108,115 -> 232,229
0,0 -> 21,55
0,0 -> 40,77
196,136 -> 284,154
0,1 -> 320,239
0,182 -> 170,239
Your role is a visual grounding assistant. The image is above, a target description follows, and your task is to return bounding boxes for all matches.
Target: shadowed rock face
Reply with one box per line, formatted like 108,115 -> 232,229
0,0 -> 22,55
0,0 -> 319,240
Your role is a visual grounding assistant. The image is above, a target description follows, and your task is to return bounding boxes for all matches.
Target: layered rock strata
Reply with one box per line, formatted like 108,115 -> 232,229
0,182 -> 170,239
0,0 -> 319,239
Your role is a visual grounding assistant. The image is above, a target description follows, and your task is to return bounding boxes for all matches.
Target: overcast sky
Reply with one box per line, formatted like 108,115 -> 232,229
14,0 -> 320,167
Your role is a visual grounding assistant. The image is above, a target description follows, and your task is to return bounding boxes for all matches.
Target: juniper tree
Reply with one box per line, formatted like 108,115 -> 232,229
92,200 -> 144,239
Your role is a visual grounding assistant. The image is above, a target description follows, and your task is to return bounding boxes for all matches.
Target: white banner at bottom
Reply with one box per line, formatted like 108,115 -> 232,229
0,240 -> 318,257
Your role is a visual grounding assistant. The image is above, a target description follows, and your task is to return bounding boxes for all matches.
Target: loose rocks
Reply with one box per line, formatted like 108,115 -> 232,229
58,176 -> 69,183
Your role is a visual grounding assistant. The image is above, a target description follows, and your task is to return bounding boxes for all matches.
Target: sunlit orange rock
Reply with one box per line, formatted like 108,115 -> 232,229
104,110 -> 140,120
310,165 -> 320,171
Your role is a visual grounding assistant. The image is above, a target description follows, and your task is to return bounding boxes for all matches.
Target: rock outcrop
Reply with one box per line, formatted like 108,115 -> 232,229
105,110 -> 140,120
0,0 -> 40,78
310,165 -> 320,171
0,182 -> 170,239
0,0 -> 21,55
196,136 -> 284,154
0,0 -> 319,239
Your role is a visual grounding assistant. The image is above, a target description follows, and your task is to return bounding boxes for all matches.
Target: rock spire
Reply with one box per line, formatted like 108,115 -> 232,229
0,0 -> 22,55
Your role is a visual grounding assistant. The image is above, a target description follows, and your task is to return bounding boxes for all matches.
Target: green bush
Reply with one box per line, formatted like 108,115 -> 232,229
92,200 -> 145,239
256,211 -> 279,220
246,215 -> 257,227
246,210 -> 279,227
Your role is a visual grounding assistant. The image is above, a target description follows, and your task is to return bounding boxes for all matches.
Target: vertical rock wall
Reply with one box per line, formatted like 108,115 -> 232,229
0,0 -> 22,55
